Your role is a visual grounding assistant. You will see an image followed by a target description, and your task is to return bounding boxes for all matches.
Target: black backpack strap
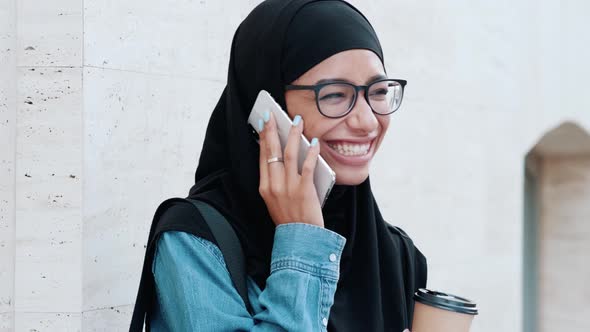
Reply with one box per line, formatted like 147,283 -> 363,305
186,198 -> 253,315
130,197 -> 188,332
129,197 -> 252,332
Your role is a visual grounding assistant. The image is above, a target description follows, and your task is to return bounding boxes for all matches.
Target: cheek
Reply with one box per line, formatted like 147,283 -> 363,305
305,122 -> 330,140
304,119 -> 327,141
378,115 -> 391,134
286,94 -> 328,137
373,116 -> 391,151
286,95 -> 317,123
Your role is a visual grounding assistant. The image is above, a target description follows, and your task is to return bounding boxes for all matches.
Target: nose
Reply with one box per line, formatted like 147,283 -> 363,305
345,90 -> 379,134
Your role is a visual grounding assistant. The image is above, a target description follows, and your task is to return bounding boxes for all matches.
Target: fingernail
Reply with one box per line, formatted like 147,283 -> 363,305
258,118 -> 264,132
263,111 -> 270,123
292,115 -> 301,126
311,137 -> 318,146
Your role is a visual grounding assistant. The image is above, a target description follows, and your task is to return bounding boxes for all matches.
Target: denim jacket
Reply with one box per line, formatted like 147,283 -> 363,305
150,223 -> 347,331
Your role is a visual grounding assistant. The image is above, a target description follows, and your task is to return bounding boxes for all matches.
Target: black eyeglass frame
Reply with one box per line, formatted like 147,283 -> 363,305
285,78 -> 407,119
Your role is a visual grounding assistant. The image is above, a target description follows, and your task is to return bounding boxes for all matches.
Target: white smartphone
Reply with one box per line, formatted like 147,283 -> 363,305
247,90 -> 336,207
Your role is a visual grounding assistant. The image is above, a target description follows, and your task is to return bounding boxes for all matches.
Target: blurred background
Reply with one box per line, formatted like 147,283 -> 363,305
1,0 -> 589,331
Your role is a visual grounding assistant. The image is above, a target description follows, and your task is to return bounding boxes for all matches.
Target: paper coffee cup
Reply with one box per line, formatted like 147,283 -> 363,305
412,288 -> 478,332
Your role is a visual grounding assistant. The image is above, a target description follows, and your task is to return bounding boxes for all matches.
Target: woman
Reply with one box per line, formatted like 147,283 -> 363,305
131,0 -> 427,331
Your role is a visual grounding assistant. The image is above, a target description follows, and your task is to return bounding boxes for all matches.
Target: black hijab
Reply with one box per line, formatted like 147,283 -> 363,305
184,0 -> 427,331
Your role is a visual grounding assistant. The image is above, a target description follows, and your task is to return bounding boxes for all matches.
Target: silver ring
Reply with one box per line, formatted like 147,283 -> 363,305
267,156 -> 284,164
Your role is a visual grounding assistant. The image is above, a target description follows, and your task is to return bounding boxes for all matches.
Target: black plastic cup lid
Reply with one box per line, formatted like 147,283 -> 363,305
414,288 -> 478,315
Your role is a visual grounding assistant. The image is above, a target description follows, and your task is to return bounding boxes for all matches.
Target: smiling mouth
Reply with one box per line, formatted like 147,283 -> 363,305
325,139 -> 374,157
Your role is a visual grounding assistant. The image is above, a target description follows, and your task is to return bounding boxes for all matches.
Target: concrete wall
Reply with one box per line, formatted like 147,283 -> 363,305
10,0 -> 84,330
80,1 -> 260,327
0,0 -> 16,330
0,0 -> 589,331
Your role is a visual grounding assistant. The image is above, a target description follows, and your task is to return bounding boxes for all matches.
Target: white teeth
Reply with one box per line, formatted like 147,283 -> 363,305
327,142 -> 370,156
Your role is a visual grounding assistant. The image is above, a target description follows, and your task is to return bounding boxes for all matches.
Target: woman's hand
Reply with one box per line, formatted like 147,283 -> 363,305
258,111 -> 324,228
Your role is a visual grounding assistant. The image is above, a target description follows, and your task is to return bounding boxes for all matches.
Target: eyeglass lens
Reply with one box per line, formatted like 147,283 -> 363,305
317,80 -> 403,117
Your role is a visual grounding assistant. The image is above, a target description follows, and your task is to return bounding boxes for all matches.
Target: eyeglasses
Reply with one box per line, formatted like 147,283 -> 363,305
285,79 -> 407,118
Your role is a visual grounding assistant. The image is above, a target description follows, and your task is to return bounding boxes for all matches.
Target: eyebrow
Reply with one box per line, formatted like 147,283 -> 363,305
315,73 -> 388,85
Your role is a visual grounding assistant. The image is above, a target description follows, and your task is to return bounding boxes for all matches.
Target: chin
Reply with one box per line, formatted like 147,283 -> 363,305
333,166 -> 369,185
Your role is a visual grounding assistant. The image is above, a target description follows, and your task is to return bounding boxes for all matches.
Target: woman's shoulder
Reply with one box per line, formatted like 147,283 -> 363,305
154,199 -> 217,247
155,230 -> 227,270
385,223 -> 428,285
385,222 -> 412,240
157,200 -> 201,225
385,223 -> 427,260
